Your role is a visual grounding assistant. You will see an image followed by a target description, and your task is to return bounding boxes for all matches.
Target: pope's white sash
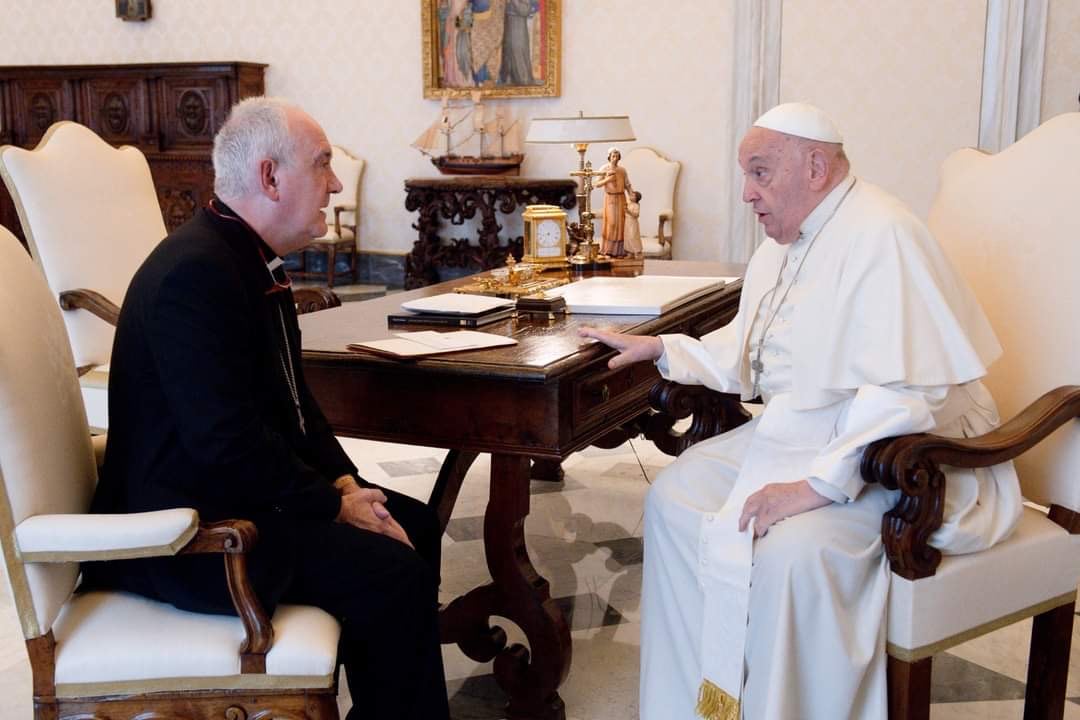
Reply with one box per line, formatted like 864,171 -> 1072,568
694,396 -> 846,720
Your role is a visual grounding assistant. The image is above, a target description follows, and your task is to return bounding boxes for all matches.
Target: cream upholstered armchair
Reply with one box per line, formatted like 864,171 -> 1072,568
645,113 -> 1080,719
0,225 -> 342,719
0,121 -> 166,431
618,146 -> 680,259
861,112 -> 1080,719
294,144 -> 364,287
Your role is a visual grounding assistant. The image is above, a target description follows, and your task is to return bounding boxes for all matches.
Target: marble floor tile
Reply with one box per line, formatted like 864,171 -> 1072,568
931,652 -> 1026,703
931,698 -> 1080,719
554,592 -> 627,631
947,613 -> 1080,697
378,456 -> 446,478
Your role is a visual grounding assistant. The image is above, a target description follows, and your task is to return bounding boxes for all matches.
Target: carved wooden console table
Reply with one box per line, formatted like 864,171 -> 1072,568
0,61 -> 265,247
403,176 -> 578,289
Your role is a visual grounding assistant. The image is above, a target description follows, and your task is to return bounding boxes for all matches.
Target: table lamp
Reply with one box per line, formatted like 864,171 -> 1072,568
525,112 -> 635,267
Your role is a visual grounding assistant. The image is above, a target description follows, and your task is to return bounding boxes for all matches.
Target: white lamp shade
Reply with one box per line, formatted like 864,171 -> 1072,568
525,115 -> 636,144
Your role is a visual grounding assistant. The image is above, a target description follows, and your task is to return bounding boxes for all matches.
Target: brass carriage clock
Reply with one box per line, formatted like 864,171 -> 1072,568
522,204 -> 570,270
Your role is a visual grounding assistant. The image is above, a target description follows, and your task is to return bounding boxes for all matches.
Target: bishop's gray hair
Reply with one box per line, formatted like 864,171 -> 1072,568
212,96 -> 297,200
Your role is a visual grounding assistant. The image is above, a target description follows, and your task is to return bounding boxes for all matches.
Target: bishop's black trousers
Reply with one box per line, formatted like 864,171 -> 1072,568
281,487 -> 449,720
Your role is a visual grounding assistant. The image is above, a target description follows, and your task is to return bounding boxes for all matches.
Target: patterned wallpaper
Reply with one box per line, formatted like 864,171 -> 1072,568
780,0 -> 987,222
1042,0 -> 1080,121
0,0 -> 735,261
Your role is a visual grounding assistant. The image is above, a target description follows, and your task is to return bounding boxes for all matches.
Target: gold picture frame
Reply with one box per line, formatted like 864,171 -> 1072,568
421,0 -> 560,99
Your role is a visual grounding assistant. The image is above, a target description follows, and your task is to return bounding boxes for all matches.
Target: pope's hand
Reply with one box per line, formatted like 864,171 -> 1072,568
578,326 -> 663,369
738,480 -> 832,538
337,488 -> 415,549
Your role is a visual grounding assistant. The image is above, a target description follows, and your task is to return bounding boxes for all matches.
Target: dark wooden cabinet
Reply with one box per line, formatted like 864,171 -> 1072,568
0,61 -> 266,246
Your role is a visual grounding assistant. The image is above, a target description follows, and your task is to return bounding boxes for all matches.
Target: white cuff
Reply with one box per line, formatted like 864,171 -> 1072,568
15,508 -> 199,562
806,476 -> 851,504
808,453 -> 864,502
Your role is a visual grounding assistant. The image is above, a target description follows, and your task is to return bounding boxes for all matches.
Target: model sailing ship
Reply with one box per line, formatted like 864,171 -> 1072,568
412,92 -> 524,175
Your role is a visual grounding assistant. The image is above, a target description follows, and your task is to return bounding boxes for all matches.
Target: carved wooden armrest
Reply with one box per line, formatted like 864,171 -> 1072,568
58,289 -> 120,326
644,379 -> 752,457
861,385 -> 1080,580
293,286 -> 342,315
658,212 -> 673,246
179,519 -> 273,673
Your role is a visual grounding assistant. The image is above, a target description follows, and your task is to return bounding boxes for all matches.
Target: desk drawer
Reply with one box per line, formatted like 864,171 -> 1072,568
572,362 -> 658,429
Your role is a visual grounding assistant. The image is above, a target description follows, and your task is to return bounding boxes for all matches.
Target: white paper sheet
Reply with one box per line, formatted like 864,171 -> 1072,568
547,276 -> 734,315
347,330 -> 517,358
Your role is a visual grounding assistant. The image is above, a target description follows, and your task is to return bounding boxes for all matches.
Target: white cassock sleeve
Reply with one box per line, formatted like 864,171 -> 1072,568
806,384 -> 949,502
654,320 -> 743,394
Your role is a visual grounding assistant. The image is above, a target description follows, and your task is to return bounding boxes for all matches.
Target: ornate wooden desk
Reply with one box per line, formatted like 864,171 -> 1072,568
403,176 -> 578,289
300,261 -> 743,720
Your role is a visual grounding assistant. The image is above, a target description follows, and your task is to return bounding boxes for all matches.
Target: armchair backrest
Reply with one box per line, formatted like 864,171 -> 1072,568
0,121 -> 166,368
326,144 -> 364,232
613,146 -> 680,243
928,112 -> 1080,511
0,225 -> 98,640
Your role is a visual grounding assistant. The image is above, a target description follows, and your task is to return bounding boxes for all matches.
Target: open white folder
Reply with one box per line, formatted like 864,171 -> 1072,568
347,330 -> 517,359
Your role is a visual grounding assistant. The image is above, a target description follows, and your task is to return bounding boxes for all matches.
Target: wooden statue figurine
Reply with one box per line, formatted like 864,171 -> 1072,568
595,147 -> 632,257
624,190 -> 643,257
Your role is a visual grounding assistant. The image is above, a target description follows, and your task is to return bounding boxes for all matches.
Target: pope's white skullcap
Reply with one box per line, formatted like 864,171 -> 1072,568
753,102 -> 843,144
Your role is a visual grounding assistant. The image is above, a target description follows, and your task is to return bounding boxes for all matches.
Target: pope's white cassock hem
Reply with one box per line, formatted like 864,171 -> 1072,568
638,177 -> 1022,720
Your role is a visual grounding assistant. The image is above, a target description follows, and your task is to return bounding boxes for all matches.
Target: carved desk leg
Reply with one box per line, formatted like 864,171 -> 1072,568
429,449 -> 480,533
440,453 -> 570,720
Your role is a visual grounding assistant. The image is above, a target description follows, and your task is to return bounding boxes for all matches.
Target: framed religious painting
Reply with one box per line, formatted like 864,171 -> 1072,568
421,0 -> 561,99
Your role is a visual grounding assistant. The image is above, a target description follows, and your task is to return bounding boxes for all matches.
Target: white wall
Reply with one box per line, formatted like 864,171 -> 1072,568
779,0 -> 987,222
0,0 -> 734,261
1042,0 -> 1080,120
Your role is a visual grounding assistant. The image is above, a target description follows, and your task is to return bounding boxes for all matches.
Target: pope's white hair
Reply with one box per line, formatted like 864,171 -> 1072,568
212,96 -> 298,201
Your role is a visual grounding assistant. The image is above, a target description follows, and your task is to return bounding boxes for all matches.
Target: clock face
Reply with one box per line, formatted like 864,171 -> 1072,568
536,218 -> 562,257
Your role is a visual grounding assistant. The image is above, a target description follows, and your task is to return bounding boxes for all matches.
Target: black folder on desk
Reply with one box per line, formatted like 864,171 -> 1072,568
387,306 -> 515,328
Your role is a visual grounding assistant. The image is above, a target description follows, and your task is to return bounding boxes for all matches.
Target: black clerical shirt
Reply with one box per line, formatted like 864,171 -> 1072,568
87,200 -> 354,611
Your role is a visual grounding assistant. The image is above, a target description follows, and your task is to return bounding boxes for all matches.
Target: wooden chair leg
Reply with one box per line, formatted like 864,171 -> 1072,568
1023,600 -> 1075,720
888,655 -> 932,720
326,245 -> 337,288
349,246 -> 358,284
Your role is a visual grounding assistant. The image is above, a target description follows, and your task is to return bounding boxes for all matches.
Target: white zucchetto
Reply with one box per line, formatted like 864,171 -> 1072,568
753,102 -> 843,144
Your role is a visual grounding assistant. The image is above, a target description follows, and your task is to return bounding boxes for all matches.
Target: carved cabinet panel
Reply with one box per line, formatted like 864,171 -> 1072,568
159,76 -> 230,150
81,76 -> 151,147
8,77 -> 74,148
0,62 -> 266,247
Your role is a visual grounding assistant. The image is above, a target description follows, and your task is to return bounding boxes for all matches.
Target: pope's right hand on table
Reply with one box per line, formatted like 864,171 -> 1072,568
578,327 -> 663,370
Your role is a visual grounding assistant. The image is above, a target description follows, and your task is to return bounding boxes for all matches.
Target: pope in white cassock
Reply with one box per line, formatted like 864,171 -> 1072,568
579,103 -> 1023,720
